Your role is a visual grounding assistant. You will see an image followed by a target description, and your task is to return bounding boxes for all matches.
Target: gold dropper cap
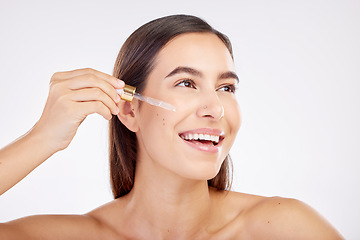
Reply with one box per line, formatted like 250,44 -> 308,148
120,84 -> 136,102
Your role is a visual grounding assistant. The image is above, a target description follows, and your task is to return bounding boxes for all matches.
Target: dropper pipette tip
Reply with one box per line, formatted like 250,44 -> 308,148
116,88 -> 176,112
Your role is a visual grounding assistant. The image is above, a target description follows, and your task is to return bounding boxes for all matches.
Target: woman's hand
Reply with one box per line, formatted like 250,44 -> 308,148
33,68 -> 124,153
0,68 -> 123,195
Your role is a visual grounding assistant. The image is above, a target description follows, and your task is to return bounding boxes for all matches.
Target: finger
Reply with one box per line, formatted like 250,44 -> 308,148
60,75 -> 122,104
51,68 -> 124,89
77,101 -> 113,120
70,88 -> 119,115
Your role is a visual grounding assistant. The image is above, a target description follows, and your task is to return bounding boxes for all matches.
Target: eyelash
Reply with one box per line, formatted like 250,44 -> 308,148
176,79 -> 196,89
218,84 -> 236,93
175,79 -> 237,93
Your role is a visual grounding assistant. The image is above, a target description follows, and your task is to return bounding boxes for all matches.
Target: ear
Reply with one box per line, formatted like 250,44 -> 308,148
116,100 -> 139,132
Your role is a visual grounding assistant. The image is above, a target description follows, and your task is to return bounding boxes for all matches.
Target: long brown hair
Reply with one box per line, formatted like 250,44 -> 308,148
109,15 -> 234,199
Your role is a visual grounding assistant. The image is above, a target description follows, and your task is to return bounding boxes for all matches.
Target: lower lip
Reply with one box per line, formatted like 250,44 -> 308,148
181,138 -> 222,153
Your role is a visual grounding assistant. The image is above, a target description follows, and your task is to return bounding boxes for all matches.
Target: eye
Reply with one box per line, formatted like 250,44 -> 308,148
217,84 -> 236,93
175,79 -> 196,89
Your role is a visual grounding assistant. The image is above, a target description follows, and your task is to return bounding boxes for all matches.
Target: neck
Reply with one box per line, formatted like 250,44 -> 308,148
124,157 -> 213,238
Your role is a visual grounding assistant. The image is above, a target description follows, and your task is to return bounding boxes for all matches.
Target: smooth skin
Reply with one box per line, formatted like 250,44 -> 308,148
0,68 -> 123,196
0,33 -> 343,239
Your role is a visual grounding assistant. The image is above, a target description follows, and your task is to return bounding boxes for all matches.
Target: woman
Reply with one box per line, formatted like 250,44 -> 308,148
0,15 -> 342,239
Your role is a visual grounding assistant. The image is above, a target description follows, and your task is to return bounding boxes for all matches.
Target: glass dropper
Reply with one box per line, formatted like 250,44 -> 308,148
116,84 -> 176,112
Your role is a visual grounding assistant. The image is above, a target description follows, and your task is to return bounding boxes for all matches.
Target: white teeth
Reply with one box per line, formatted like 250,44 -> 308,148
211,135 -> 219,142
180,133 -> 221,143
193,133 -> 199,140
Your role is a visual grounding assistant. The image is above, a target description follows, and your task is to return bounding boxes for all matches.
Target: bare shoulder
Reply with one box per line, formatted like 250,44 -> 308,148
0,198 -> 129,240
86,197 -> 129,238
208,189 -> 265,237
210,190 -> 343,239
86,196 -> 126,223
0,214 -> 118,240
241,195 -> 343,239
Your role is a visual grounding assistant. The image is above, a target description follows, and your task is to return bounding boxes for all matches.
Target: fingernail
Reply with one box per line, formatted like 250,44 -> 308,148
117,79 -> 125,88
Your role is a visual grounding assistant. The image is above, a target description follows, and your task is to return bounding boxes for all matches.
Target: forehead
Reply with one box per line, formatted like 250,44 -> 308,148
154,32 -> 235,73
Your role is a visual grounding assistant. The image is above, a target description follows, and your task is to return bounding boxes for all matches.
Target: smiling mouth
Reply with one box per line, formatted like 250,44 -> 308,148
179,132 -> 224,146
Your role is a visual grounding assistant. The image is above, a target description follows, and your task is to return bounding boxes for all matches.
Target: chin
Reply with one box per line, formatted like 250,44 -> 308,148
179,162 -> 223,181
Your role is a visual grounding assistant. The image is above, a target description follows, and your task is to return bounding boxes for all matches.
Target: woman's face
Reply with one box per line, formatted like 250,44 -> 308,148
133,32 -> 241,180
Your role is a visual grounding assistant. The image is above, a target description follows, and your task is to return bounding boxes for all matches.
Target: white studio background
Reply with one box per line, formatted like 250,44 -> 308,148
0,0 -> 359,238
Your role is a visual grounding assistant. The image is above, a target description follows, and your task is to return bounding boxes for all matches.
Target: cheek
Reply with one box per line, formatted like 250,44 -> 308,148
225,99 -> 242,133
155,113 -> 166,126
148,112 -> 165,129
139,108 -> 175,142
138,109 -> 182,165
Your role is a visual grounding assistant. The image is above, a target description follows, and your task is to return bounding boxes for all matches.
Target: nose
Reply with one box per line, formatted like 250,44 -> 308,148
196,92 -> 224,121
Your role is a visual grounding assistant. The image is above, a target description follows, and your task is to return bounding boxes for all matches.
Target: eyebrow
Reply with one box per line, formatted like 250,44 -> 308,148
165,66 -> 202,78
165,66 -> 239,83
219,71 -> 239,83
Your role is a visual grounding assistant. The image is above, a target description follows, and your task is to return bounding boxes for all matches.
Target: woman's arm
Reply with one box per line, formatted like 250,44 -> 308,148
0,214 -> 118,240
0,68 -> 123,195
0,127 -> 57,195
